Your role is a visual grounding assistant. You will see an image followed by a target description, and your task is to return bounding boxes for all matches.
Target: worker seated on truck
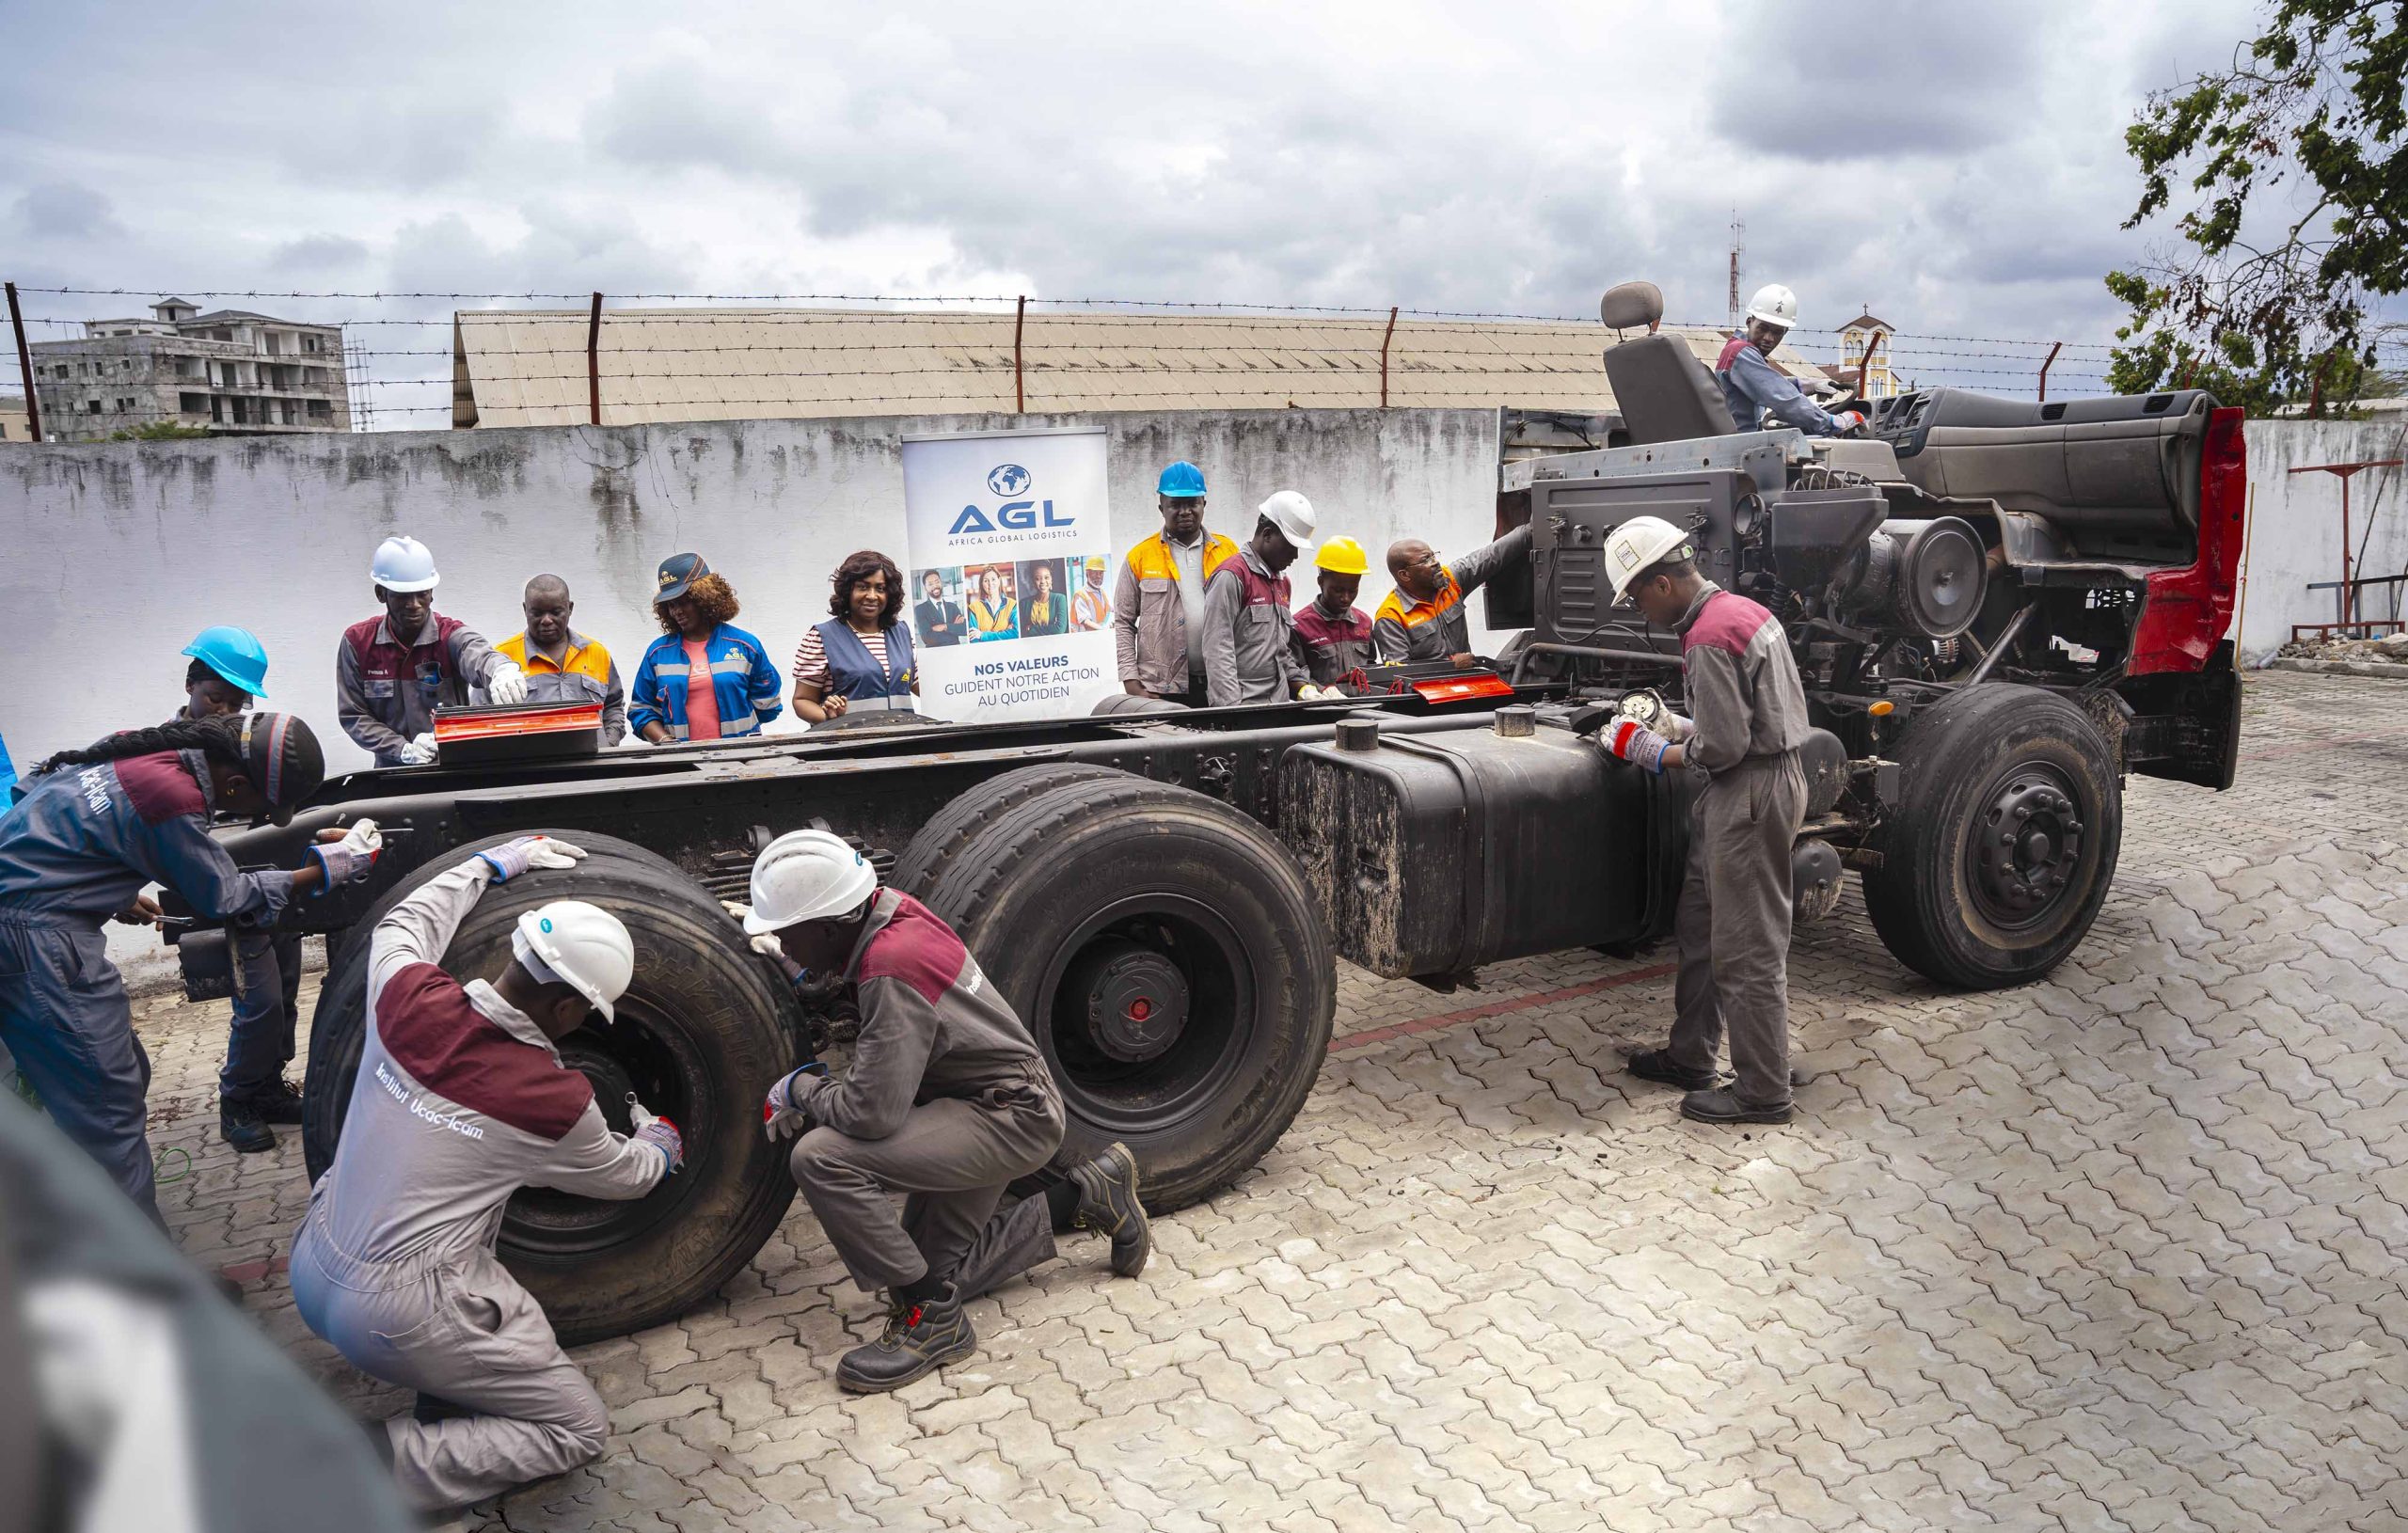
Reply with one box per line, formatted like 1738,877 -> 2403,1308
739,830 -> 1149,1394
340,536 -> 529,767
1115,461 -> 1239,706
498,575 -> 628,745
1202,492 -> 1320,705
1372,522 -> 1532,666
1600,515 -> 1812,1127
1715,284 -> 1867,438
290,835 -> 685,1514
1291,536 -> 1376,689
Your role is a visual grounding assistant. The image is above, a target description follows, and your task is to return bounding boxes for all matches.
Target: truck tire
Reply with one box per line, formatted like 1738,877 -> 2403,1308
905,771 -> 1335,1210
300,830 -> 800,1345
889,763 -> 1126,896
1862,684 -> 2122,989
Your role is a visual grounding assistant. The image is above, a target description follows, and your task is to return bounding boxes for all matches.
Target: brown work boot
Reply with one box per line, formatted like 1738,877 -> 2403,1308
836,1284 -> 974,1394
1624,1048 -> 1719,1091
1069,1142 -> 1150,1278
1678,1086 -> 1793,1126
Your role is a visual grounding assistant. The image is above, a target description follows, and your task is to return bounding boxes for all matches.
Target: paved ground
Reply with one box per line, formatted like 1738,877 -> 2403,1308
129,668 -> 2407,1531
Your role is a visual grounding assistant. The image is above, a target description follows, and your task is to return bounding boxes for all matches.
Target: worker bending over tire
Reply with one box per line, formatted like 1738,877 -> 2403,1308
738,830 -> 1149,1394
291,836 -> 685,1512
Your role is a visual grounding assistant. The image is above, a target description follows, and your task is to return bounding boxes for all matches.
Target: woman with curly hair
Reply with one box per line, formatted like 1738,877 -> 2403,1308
0,712 -> 378,1217
791,549 -> 920,723
629,553 -> 785,745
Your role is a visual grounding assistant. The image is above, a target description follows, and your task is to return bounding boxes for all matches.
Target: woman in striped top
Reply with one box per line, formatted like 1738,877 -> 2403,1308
792,549 -> 919,722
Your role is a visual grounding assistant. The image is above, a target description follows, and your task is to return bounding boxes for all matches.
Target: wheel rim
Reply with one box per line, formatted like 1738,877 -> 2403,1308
1037,893 -> 1254,1138
501,996 -> 705,1260
1964,764 -> 2087,932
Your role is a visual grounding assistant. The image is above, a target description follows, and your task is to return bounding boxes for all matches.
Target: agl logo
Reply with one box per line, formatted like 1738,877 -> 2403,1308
949,499 -> 1076,534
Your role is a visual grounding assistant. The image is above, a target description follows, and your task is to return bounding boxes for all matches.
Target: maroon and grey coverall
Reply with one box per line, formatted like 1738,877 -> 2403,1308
290,860 -> 670,1511
1663,583 -> 1811,1108
785,889 -> 1069,1299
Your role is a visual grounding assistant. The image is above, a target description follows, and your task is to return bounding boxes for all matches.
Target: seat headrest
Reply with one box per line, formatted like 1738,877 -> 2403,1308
1599,281 -> 1665,334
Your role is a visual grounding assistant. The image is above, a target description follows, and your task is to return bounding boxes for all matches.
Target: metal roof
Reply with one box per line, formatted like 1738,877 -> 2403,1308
449,306 -> 1818,428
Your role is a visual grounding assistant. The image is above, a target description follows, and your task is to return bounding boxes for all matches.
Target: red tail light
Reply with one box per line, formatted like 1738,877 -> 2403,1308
2129,405 -> 2246,675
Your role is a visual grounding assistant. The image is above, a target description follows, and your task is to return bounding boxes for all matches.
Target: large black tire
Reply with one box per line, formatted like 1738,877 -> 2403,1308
300,830 -> 801,1344
1862,684 -> 2123,989
899,770 -> 1335,1210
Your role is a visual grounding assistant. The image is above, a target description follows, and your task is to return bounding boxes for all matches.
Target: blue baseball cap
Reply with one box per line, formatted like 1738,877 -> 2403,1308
654,552 -> 710,604
1157,461 -> 1207,498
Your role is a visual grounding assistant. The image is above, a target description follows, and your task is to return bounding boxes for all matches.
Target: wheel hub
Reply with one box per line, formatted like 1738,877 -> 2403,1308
556,1039 -> 640,1128
1063,939 -> 1190,1064
1974,775 -> 2083,918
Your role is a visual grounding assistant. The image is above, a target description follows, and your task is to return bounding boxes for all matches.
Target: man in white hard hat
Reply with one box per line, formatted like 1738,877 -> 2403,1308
1715,284 -> 1868,437
738,830 -> 1149,1394
1200,491 -> 1318,705
290,835 -> 685,1511
338,535 -> 529,767
1596,515 -> 1812,1126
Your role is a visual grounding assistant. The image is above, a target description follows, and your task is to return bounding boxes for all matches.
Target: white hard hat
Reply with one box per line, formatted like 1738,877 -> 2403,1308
513,900 -> 635,1021
1257,490 -> 1317,550
1745,283 -> 1800,333
744,829 -> 878,935
1605,515 -> 1698,603
371,535 -> 440,593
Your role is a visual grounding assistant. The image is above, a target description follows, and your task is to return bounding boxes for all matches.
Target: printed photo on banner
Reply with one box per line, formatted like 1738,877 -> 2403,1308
912,566 -> 968,648
1017,559 -> 1069,637
1070,553 -> 1112,631
965,563 -> 1019,641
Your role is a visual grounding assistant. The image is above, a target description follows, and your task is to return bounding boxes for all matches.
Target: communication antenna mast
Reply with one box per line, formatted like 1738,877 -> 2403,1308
1727,212 -> 1745,331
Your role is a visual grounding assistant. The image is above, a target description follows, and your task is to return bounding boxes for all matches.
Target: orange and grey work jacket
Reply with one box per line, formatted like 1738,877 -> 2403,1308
1112,529 -> 1240,694
1370,525 -> 1530,663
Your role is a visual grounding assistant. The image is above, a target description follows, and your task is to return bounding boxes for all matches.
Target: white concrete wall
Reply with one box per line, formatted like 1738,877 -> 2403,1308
2241,419 -> 2408,660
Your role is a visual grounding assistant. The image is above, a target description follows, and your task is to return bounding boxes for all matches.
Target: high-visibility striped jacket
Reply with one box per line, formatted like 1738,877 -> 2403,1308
499,630 -> 626,745
627,624 -> 784,741
1371,525 -> 1530,663
1112,529 -> 1240,694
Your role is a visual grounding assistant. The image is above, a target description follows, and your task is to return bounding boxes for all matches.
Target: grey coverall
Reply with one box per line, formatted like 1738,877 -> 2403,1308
0,749 -> 296,1216
290,860 -> 671,1511
1370,525 -> 1531,662
1113,529 -> 1240,700
1200,545 -> 1306,705
786,888 -> 1069,1298
1717,341 -> 1847,435
1662,583 -> 1812,1108
336,612 -> 509,766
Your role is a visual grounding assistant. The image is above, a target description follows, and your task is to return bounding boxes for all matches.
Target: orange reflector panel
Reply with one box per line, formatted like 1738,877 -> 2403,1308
1409,674 -> 1514,703
432,702 -> 606,742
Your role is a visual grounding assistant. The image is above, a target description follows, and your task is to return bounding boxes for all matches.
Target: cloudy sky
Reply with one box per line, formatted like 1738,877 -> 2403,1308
3,1 -> 2265,414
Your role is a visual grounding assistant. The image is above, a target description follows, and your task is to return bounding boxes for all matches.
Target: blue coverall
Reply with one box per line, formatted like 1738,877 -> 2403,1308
0,748 -> 296,1216
1719,342 -> 1848,436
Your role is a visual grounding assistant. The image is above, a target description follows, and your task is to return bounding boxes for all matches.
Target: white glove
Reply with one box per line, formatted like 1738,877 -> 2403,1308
1830,408 -> 1868,434
397,733 -> 437,766
476,835 -> 589,882
489,665 -> 530,705
724,901 -> 796,963
335,819 -> 384,858
1658,711 -> 1696,744
1296,683 -> 1330,701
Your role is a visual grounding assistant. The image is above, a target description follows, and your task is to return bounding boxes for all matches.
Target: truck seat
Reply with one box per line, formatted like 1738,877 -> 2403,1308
1604,334 -> 1739,445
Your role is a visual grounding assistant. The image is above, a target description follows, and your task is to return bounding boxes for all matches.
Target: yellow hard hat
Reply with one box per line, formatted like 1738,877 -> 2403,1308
1315,535 -> 1369,576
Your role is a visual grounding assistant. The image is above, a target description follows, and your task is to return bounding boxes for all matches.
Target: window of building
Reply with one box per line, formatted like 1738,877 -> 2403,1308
302,334 -> 323,354
308,399 -> 330,419
86,400 -> 102,414
180,392 -> 209,414
53,364 -> 68,379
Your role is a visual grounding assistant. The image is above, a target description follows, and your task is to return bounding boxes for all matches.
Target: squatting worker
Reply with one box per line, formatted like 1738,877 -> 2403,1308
794,549 -> 918,723
1602,515 -> 1810,1126
1115,460 -> 1238,705
340,536 -> 528,766
630,552 -> 784,744
499,576 -> 628,745
291,835 -> 684,1512
737,831 -> 1150,1393
1374,522 -> 1532,667
1291,536 -> 1376,688
1201,491 -> 1317,706
1715,284 -> 1868,437
171,627 -> 314,1154
0,713 -> 372,1216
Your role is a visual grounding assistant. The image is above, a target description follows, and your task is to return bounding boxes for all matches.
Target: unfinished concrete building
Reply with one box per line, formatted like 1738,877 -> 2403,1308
28,297 -> 350,441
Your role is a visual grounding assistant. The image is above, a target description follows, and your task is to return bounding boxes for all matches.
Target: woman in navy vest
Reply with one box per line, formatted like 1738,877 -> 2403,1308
791,549 -> 919,723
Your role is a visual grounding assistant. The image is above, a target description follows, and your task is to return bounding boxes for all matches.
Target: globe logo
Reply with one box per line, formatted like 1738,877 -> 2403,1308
988,464 -> 1032,497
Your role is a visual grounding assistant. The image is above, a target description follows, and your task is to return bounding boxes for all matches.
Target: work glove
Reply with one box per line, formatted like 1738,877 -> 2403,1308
1296,683 -> 1332,702
763,1063 -> 831,1143
397,733 -> 438,766
489,665 -> 530,706
308,818 -> 383,889
722,901 -> 797,964
1605,719 -> 1674,774
1658,710 -> 1696,744
632,1114 -> 685,1174
476,834 -> 588,883
1830,408 -> 1868,435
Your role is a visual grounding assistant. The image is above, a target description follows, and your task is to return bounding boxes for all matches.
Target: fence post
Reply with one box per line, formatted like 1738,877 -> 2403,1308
6,282 -> 40,443
586,292 -> 603,426
1014,295 -> 1027,414
2036,340 -> 2062,403
1379,306 -> 1399,408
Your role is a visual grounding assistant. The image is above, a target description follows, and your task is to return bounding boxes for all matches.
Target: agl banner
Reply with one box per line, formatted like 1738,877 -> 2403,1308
899,427 -> 1118,721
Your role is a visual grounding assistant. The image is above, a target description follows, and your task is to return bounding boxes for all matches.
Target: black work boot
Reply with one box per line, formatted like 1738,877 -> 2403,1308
219,1096 -> 277,1153
246,1078 -> 308,1125
1679,1086 -> 1793,1126
836,1284 -> 974,1394
1625,1048 -> 1719,1091
1069,1142 -> 1150,1278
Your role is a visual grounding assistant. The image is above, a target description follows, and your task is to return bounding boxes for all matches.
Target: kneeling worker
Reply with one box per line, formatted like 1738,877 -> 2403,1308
292,836 -> 683,1512
742,830 -> 1149,1393
1201,491 -> 1318,705
1599,515 -> 1809,1126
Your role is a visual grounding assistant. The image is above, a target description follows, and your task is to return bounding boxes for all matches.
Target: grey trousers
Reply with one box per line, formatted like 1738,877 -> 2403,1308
792,1089 -> 1067,1296
224,927 -> 304,1097
0,917 -> 157,1220
1668,752 -> 1808,1108
291,1206 -> 607,1512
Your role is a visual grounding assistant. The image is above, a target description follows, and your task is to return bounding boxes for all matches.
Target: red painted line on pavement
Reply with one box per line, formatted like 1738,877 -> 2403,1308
219,1253 -> 291,1284
1328,962 -> 1678,1053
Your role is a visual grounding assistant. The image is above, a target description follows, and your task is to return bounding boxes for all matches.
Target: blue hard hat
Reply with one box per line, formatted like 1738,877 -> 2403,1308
182,625 -> 270,700
1157,461 -> 1207,498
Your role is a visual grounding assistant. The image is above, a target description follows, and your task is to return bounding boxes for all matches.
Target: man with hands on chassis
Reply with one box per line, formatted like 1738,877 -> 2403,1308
732,829 -> 1150,1394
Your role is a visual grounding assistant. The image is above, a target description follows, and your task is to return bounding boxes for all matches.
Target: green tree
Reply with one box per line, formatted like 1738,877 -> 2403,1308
108,420 -> 213,441
2106,1 -> 2408,412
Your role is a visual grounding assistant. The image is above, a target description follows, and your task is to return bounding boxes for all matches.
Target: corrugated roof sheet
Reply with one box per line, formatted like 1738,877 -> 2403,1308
451,307 -> 1818,428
